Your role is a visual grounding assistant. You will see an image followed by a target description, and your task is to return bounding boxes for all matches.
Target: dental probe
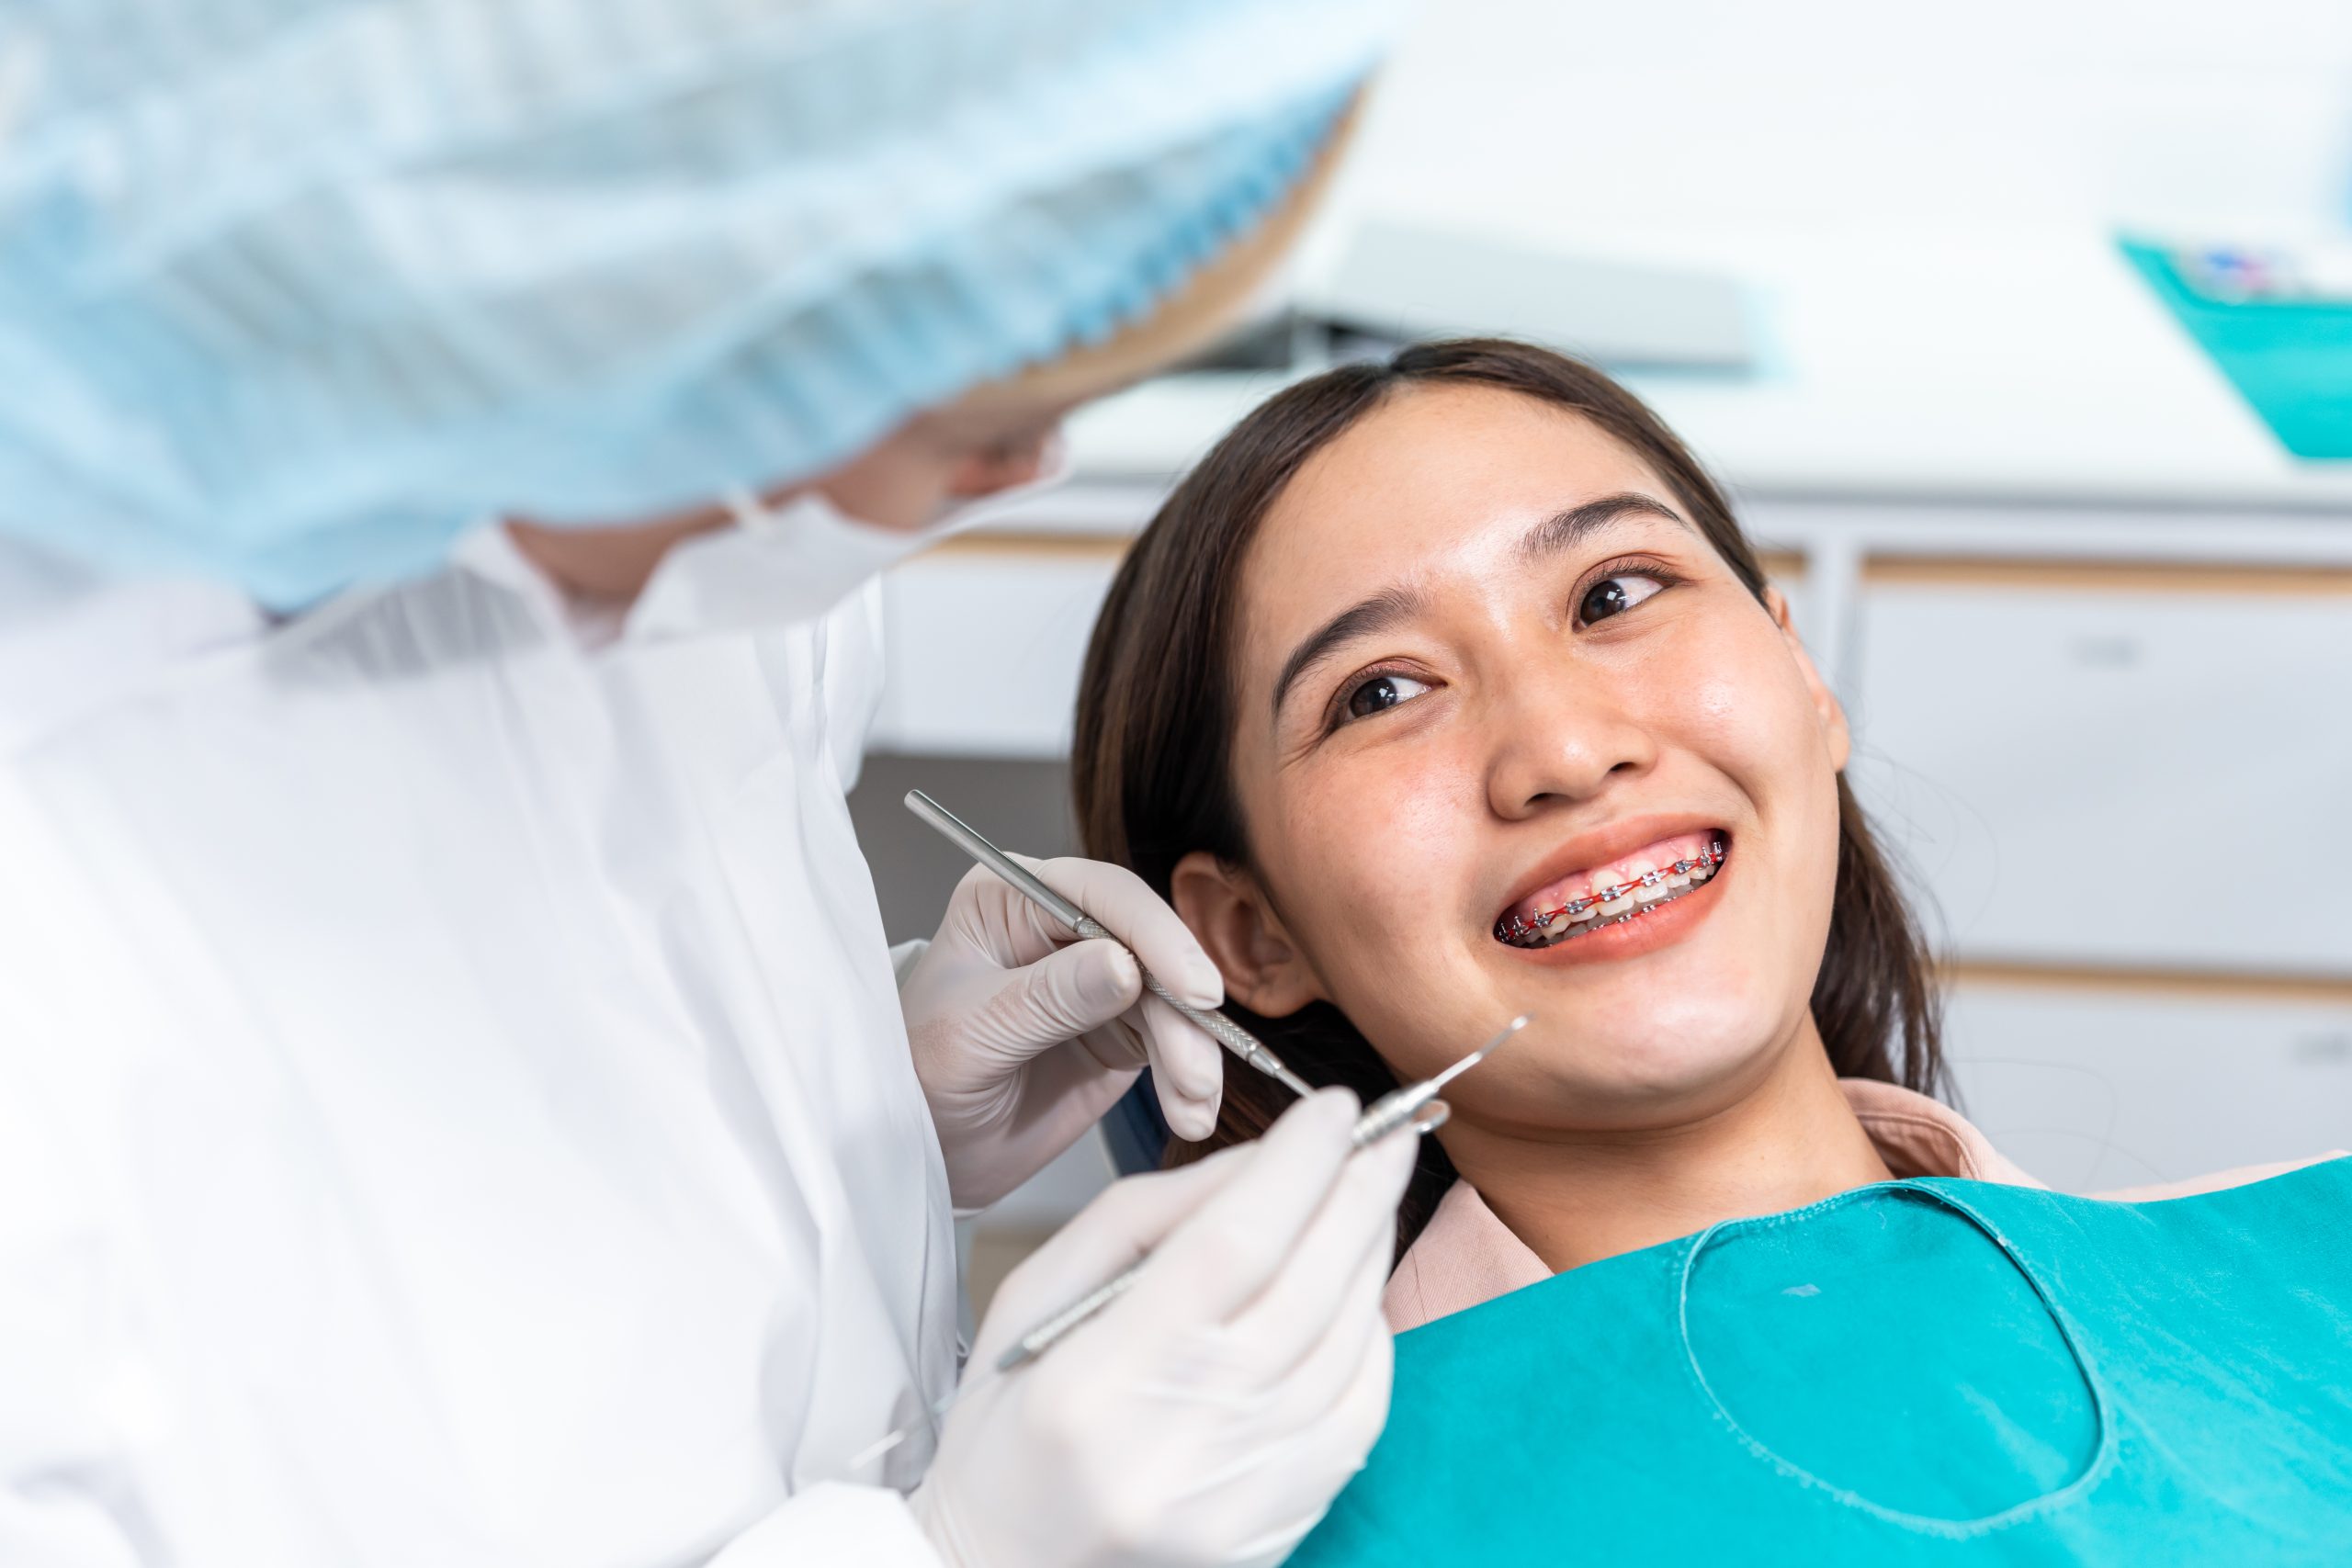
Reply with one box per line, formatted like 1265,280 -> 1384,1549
992,1014 -> 1531,1377
1342,1010 -> 1531,1147
840,1015 -> 1532,1478
905,789 -> 1317,1099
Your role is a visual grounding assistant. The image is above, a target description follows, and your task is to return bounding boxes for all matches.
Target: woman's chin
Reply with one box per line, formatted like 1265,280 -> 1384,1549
1484,1021 -> 1790,1128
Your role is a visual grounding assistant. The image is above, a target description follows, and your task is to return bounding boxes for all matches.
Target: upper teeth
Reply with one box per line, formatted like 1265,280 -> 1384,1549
1495,840 -> 1726,944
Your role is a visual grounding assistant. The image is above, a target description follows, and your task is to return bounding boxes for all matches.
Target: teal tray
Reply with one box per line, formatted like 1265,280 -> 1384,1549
2120,238 -> 2352,461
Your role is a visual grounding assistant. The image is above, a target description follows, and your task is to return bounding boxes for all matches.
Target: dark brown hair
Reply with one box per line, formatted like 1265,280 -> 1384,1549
1071,339 -> 1943,1260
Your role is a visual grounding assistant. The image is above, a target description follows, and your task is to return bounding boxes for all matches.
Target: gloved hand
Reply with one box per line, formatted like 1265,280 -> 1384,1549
912,1089 -> 1414,1568
900,856 -> 1228,1209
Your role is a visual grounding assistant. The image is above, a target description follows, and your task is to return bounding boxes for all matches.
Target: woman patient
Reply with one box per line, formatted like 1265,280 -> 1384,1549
1069,340 -> 2352,1559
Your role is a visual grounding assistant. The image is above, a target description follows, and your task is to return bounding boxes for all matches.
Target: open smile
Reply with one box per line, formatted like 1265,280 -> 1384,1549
1494,830 -> 1730,950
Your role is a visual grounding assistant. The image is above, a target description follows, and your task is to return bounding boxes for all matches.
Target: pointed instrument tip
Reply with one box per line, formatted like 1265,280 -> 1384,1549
1429,1013 -> 1534,1092
1478,1012 -> 1532,1060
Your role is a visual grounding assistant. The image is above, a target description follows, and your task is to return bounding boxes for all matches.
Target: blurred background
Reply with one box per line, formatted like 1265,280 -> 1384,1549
847,0 -> 2352,1309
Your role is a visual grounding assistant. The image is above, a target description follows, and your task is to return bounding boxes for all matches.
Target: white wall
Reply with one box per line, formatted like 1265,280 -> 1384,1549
1303,0 -> 2352,273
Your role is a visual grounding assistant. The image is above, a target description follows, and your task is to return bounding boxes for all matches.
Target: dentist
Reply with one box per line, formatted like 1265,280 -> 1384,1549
0,4 -> 1412,1564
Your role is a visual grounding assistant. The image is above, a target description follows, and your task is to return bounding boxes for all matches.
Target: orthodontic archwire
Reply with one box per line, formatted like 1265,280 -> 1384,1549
1496,838 -> 1728,944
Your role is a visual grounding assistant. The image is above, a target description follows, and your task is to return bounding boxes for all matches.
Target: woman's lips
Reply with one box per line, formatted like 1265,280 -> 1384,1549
1493,829 -> 1729,947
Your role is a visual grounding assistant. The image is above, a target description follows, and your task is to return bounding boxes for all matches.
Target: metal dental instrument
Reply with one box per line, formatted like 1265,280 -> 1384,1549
840,1013 -> 1533,1479
990,1013 -> 1532,1379
905,789 -> 1317,1100
1343,1010 -> 1530,1147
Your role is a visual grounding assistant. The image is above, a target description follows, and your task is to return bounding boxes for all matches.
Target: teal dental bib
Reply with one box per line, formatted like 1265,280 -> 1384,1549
1294,1160 -> 2352,1564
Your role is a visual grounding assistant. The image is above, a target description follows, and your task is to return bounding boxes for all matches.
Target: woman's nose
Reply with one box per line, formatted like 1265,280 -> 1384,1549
1482,666 -> 1659,820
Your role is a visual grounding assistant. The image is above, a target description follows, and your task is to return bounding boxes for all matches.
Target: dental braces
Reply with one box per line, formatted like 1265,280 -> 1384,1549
1495,838 -> 1728,945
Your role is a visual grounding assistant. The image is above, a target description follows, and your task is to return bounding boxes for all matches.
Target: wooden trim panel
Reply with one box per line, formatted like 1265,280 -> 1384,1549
911,532 -> 1136,562
1946,959 -> 2352,1007
1865,557 -> 2352,595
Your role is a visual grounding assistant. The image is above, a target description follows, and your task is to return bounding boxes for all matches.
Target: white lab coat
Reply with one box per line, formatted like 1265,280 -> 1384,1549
0,518 -> 962,1565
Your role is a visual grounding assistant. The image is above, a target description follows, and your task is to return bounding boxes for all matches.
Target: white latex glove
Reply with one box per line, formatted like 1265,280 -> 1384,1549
912,1089 -> 1415,1568
900,856 -> 1228,1209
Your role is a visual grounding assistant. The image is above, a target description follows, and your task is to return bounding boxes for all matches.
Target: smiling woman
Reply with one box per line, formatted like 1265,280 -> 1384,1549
1071,338 -> 1942,1265
1068,341 -> 2352,1561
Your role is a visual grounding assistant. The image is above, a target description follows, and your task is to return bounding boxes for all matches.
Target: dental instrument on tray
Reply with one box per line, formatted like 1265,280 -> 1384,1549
905,788 -> 1317,1099
843,1013 -> 1532,1476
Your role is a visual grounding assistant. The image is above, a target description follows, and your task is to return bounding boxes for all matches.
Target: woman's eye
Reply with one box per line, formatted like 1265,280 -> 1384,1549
1342,671 -> 1431,722
1577,573 -> 1666,626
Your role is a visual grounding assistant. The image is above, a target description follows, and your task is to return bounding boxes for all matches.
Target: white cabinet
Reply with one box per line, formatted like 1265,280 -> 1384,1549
1847,566 -> 2352,977
1942,976 -> 2352,1193
870,542 -> 1125,760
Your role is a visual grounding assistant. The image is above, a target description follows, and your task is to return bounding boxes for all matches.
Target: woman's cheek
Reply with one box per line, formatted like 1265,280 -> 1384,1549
1290,761 -> 1432,914
1675,620 -> 1825,782
1678,669 -> 1789,781
1283,753 -> 1469,965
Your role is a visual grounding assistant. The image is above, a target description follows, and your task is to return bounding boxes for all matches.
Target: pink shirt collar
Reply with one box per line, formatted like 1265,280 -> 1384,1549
1383,1079 -> 2042,1333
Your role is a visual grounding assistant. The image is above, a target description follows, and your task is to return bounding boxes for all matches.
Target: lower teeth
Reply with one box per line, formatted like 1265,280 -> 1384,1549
1513,881 -> 1698,948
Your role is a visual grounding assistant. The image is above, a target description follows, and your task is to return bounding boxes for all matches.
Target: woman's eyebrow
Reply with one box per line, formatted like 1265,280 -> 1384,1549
1271,583 -> 1429,722
1517,492 -> 1690,561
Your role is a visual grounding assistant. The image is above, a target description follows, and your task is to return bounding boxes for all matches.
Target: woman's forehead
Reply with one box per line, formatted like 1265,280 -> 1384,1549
1241,385 -> 1675,650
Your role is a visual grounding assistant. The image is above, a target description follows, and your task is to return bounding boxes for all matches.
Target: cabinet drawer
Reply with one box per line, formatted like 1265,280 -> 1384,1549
1847,565 -> 2352,976
872,541 -> 1125,759
1941,976 -> 2352,1193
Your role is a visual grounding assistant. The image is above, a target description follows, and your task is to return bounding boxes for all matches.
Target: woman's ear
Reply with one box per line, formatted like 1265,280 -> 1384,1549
1767,585 -> 1850,773
1168,851 -> 1329,1018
